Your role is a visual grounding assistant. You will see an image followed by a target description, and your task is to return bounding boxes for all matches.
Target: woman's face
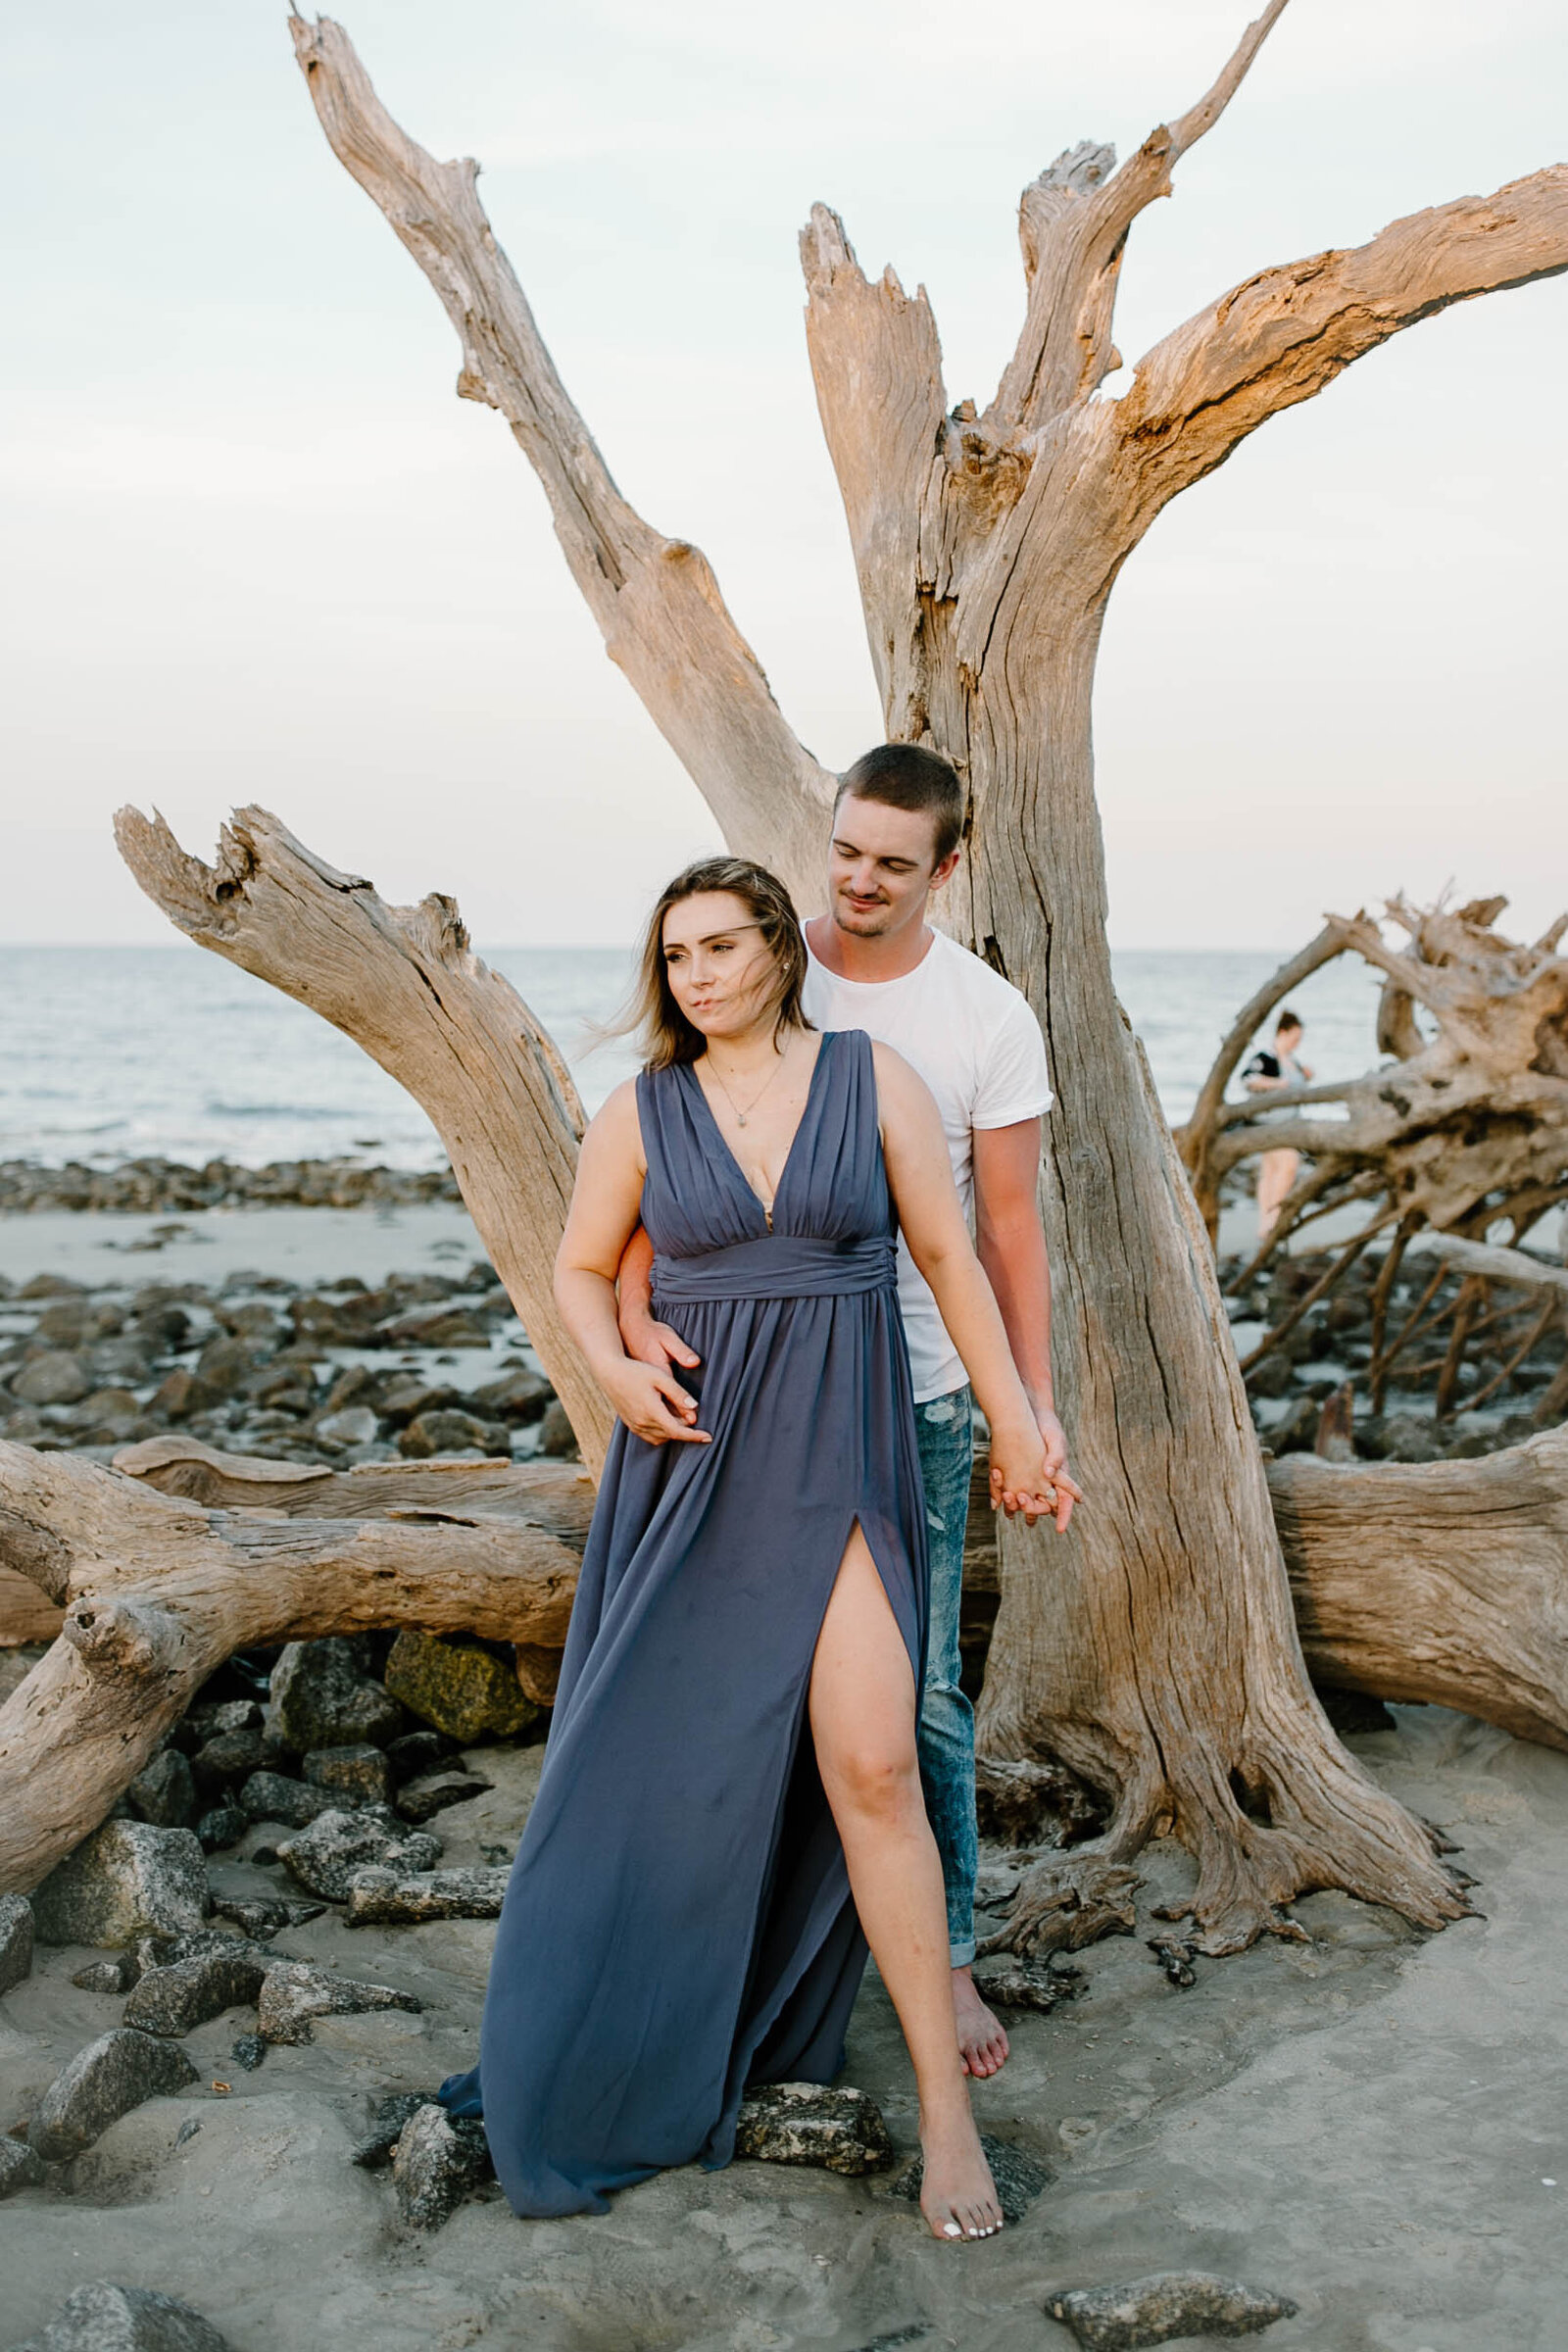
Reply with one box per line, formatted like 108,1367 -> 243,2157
662,891 -> 778,1041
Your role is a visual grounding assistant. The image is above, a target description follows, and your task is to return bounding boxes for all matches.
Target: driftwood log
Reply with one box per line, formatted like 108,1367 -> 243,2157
15,9 -> 1544,1944
0,1437 -> 590,1890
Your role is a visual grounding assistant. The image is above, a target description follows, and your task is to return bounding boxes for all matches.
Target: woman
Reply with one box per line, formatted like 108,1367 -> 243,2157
440,857 -> 1067,2239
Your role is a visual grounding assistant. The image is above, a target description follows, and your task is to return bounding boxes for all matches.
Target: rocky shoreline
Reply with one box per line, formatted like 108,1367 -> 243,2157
0,1156 -> 461,1216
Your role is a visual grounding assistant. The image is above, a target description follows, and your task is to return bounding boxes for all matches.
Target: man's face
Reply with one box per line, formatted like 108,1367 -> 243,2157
826,794 -> 960,941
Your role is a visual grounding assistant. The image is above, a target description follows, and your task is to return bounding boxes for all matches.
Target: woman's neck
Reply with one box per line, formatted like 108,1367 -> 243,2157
700,1019 -> 790,1079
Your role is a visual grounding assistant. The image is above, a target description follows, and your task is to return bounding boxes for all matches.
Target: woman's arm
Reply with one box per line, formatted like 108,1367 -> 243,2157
554,1083 -> 709,1447
873,1045 -> 1078,1531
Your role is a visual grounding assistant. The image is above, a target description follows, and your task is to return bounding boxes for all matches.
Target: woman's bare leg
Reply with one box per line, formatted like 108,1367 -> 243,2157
809,1524 -> 1001,2241
1257,1147 -> 1298,1239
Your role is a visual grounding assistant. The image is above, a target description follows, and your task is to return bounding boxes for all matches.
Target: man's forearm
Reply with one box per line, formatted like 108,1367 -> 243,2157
976,1216 -> 1054,1412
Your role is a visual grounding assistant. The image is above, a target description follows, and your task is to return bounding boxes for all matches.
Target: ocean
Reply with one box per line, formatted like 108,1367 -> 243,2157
0,945 -> 1381,1172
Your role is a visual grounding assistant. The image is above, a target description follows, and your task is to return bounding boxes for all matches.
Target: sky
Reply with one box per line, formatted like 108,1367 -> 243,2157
2,0 -> 1564,950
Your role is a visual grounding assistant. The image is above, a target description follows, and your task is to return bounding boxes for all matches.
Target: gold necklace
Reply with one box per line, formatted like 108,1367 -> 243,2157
707,1037 -> 791,1129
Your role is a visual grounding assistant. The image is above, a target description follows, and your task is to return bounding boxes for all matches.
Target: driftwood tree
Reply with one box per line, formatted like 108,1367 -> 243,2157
268,5 -> 1568,1949
3,9 -> 1555,1930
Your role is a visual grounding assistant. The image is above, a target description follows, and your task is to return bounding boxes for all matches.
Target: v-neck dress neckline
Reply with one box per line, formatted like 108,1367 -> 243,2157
677,1032 -> 833,1234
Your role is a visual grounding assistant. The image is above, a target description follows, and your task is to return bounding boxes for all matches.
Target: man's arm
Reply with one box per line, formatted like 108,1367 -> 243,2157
972,1118 -> 1073,1514
615,1225 -> 701,1373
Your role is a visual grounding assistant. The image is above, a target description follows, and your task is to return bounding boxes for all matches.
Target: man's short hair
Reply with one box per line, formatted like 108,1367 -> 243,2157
835,743 -> 965,865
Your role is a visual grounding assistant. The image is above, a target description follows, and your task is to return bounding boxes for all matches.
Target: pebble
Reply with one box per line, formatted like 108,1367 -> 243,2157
125,1749 -> 198,1831
209,1894 -> 326,1938
229,2034 -> 268,2072
345,1865 -> 510,1926
733,2082 -> 893,2177
71,1955 -> 139,1995
122,1944 -> 271,2035
0,2133 -> 47,2198
267,1639 -> 405,1754
28,2028 -> 201,2162
275,1805 -> 442,1902
256,1959 -> 423,2045
1046,2272 -> 1299,2349
194,1805 -> 248,1853
390,2101 -> 493,2230
394,1768 -> 493,1824
0,1890 -> 35,1994
383,1629 -> 540,1745
303,1743 -> 394,1808
30,1820 -> 209,1949
11,2279 -> 234,2351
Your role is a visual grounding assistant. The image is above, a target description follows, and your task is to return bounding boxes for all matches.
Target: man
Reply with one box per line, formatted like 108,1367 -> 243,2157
620,742 -> 1075,2079
1243,1008 -> 1313,1240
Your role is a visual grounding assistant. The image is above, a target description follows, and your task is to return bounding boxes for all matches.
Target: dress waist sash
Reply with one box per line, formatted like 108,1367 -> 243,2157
652,1234 -> 896,1304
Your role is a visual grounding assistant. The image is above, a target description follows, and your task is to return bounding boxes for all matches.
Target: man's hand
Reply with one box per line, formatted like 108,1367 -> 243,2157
601,1357 -> 710,1447
1029,1404 -> 1080,1533
619,1296 -> 702,1376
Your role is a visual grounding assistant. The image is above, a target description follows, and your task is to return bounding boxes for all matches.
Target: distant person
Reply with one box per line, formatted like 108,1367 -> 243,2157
439,856 -> 1066,2237
1243,1008 -> 1313,1239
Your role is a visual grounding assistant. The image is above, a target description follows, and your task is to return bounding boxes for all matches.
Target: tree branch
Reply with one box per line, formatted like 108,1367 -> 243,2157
1116,168 -> 1568,525
115,803 -> 615,1471
991,0 -> 1292,425
288,12 -> 833,904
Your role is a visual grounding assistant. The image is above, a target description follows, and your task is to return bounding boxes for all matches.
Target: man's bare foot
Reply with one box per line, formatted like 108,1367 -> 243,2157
953,1965 -> 1009,2079
919,2102 -> 1003,2241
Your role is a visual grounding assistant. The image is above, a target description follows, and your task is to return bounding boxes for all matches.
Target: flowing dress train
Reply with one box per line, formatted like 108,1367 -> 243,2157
439,1027 -> 928,2216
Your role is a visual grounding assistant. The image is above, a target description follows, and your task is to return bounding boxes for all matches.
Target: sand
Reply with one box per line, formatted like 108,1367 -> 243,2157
1,1705 -> 1564,2352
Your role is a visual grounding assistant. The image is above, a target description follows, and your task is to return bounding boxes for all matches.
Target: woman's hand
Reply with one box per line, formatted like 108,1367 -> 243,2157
600,1357 -> 711,1448
989,1416 -> 1083,1532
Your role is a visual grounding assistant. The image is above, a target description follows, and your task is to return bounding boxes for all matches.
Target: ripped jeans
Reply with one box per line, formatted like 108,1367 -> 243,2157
912,1384 -> 977,1968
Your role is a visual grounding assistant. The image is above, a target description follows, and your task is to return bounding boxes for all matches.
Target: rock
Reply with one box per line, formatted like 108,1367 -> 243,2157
345,1865 -> 510,1926
0,2132 -> 46,2197
384,1729 -> 459,1785
733,2082 -> 893,2177
125,1750 -> 198,1831
350,2089 -> 439,2168
256,1958 -> 422,2045
71,1388 -> 148,1442
470,1365 -> 552,1422
316,1405 -> 380,1449
229,2034 -> 267,2072
1045,2273 -> 1298,2348
29,2028 -> 201,2161
187,1699 -> 263,1739
891,2132 -> 1054,2225
11,1350 -> 91,1406
376,1376 -> 459,1426
535,1397 -> 578,1457
235,1771 -> 333,1829
303,1743 -> 394,1808
209,1894 -> 325,1939
973,1961 -> 1084,2014
394,1768 -> 493,1824
31,1821 -> 208,1949
274,1806 -> 442,1902
193,1332 -> 270,1398
390,2101 -> 493,2229
122,1943 -> 270,2035
267,1638 -> 404,1753
0,1890 -> 35,1994
151,1368 -> 200,1421
194,1805 -> 247,1853
383,1630 -> 540,1744
190,1726 -> 270,1791
381,1304 -> 492,1348
20,2280 -> 233,2351
72,1955 -> 139,1995
397,1407 -> 511,1459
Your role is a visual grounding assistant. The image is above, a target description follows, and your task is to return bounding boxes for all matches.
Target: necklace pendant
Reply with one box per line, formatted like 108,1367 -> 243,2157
736,1113 -> 748,1126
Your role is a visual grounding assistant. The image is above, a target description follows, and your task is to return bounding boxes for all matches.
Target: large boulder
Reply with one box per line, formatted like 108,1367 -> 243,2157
383,1631 -> 539,1744
28,2029 -> 200,2162
732,2082 -> 893,2177
122,1943 -> 271,2036
266,1639 -> 403,1753
0,1890 -> 35,1994
274,1806 -> 441,1903
390,2102 -> 492,2230
31,1822 -> 208,1949
256,1960 -> 422,2046
15,2281 -> 232,2351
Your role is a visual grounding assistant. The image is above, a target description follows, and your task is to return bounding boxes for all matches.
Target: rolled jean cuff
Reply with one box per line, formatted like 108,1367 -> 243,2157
950,1936 -> 977,1970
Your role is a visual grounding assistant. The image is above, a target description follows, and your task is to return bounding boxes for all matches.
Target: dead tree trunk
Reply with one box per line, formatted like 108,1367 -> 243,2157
0,1438 -> 589,1891
130,6 -> 1561,1946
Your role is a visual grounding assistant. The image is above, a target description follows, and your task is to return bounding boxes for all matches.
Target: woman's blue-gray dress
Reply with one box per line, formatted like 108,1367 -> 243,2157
439,1027 -> 928,2218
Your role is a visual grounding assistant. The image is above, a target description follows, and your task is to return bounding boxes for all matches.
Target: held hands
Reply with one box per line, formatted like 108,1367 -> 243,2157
990,1411 -> 1082,1532
601,1356 -> 710,1447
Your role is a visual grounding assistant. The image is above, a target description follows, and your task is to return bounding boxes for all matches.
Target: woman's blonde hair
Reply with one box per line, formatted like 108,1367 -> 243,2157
618,857 -> 811,1071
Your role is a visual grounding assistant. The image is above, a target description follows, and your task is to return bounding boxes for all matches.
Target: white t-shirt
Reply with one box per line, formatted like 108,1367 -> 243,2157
802,930 -> 1053,1401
